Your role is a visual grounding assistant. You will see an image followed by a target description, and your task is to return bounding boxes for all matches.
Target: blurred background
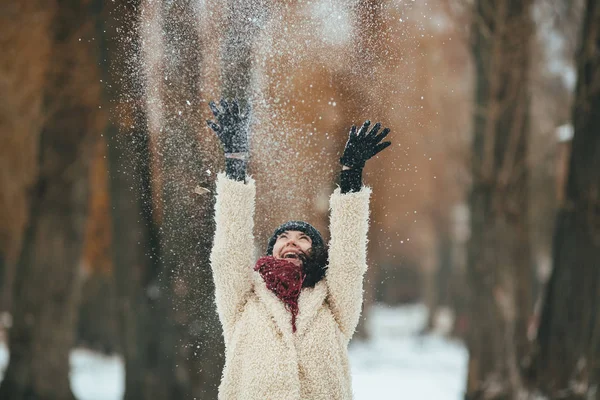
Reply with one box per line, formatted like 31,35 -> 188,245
0,0 -> 598,399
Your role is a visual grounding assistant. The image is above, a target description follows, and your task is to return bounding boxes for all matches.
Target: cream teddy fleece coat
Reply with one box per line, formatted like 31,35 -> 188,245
210,173 -> 371,400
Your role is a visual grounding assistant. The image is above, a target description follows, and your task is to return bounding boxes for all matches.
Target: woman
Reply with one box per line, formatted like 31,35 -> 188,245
207,99 -> 391,400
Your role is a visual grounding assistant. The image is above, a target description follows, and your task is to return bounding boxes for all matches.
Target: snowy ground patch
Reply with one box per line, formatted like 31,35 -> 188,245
0,304 -> 467,399
69,349 -> 124,400
350,303 -> 468,399
0,345 -> 124,400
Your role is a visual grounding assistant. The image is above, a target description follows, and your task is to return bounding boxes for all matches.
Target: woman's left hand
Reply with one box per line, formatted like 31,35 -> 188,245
340,120 -> 391,170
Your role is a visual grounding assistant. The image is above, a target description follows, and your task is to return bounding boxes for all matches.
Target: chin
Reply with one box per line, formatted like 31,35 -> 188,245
275,255 -> 303,268
290,259 -> 303,267
288,258 -> 303,267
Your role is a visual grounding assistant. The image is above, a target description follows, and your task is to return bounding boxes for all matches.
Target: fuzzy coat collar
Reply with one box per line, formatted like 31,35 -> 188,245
252,270 -> 328,340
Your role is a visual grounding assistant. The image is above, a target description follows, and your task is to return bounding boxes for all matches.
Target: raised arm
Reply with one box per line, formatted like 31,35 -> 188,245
207,99 -> 254,341
326,120 -> 391,343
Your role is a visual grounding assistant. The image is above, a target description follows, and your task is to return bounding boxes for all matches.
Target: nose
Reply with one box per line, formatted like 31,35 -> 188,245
283,237 -> 298,249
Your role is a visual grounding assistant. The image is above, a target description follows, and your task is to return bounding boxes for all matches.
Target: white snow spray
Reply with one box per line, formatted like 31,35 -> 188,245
106,0 -> 471,395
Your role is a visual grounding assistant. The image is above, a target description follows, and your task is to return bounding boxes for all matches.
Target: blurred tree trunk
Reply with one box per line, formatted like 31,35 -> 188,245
436,228 -> 454,310
0,253 -> 4,313
352,0 -> 386,341
0,0 -> 103,398
425,219 -> 454,333
221,0 -> 264,104
152,1 -> 224,397
531,1 -> 600,397
465,0 -> 534,398
105,117 -> 168,398
106,116 -> 170,398
77,139 -> 119,354
98,0 -> 200,398
0,2 -> 54,314
77,269 -> 118,354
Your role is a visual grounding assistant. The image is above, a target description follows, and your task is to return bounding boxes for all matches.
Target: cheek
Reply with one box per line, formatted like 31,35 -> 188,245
272,239 -> 284,255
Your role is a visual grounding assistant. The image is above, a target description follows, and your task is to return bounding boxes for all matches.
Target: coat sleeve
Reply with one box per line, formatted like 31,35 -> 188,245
326,185 -> 371,343
210,172 -> 256,342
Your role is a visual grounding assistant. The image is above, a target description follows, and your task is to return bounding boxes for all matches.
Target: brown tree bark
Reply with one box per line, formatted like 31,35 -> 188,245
221,0 -> 265,103
425,218 -> 454,333
466,0 -> 535,398
531,1 -> 600,398
350,0 -> 386,341
106,118 -> 171,399
150,1 -> 224,397
77,139 -> 119,354
0,0 -> 104,398
98,0 -> 207,398
0,1 -> 55,313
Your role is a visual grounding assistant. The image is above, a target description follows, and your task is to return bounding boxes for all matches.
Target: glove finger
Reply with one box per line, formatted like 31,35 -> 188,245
206,120 -> 222,134
371,141 -> 392,157
373,127 -> 390,143
242,101 -> 252,118
209,101 -> 221,118
358,120 -> 371,138
348,125 -> 357,138
231,99 -> 240,116
220,99 -> 229,112
367,122 -> 381,139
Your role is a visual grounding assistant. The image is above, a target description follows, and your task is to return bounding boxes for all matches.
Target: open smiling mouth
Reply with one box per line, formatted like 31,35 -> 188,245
282,251 -> 305,260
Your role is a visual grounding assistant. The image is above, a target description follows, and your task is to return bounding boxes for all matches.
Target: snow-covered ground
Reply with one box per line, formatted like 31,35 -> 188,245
0,344 -> 125,400
0,304 -> 467,399
350,304 -> 468,399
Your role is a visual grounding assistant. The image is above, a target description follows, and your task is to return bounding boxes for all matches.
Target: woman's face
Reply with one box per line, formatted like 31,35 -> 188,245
272,230 -> 312,267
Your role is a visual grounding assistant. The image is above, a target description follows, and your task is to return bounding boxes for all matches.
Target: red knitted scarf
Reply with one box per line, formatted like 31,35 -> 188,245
254,256 -> 306,332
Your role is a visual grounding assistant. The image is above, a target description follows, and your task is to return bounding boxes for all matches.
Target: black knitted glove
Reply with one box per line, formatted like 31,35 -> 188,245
340,168 -> 363,194
224,158 -> 247,182
340,120 -> 390,170
206,99 -> 251,181
340,121 -> 391,193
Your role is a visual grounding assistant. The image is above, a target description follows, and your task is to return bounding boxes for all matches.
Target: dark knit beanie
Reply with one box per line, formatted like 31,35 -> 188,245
266,221 -> 324,256
265,220 -> 328,288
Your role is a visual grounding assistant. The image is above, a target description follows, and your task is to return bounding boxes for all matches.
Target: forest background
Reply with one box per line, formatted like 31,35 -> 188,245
0,0 -> 599,399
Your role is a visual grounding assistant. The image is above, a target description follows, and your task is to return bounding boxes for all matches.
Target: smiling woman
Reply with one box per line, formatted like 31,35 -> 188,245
272,230 -> 312,264
265,221 -> 328,289
267,221 -> 322,260
206,98 -> 391,400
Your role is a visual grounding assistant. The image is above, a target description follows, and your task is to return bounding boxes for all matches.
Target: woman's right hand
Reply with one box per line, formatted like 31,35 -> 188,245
206,99 -> 250,156
207,99 -> 251,181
